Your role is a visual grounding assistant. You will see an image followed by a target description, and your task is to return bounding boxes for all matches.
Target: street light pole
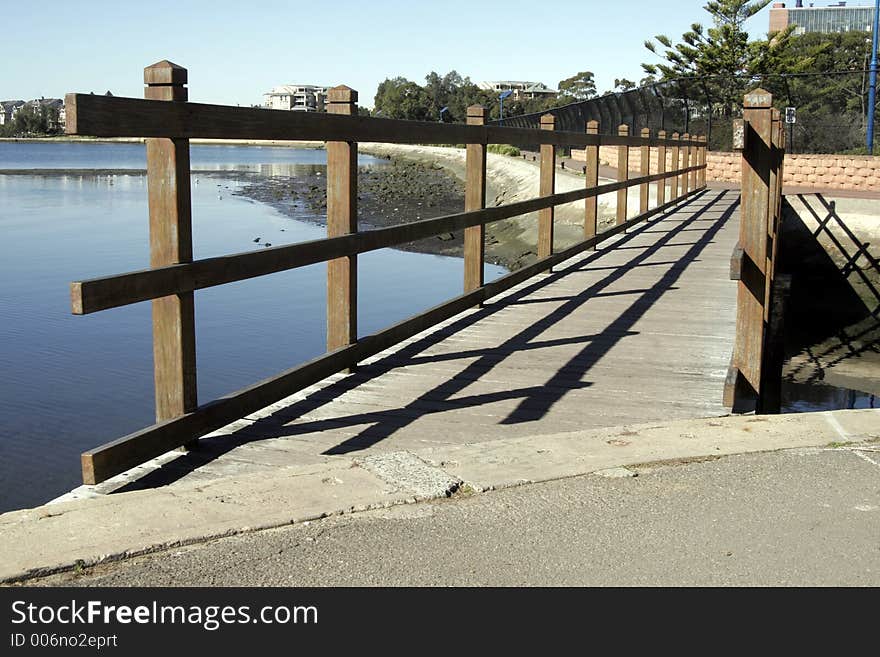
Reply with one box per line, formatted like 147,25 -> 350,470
499,89 -> 513,125
867,0 -> 879,154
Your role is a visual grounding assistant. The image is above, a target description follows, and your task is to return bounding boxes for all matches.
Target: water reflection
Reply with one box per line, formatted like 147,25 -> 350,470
781,378 -> 877,413
0,143 -> 501,512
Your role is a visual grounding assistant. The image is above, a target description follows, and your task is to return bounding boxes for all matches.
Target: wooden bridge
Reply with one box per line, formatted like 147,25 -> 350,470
63,62 -> 783,489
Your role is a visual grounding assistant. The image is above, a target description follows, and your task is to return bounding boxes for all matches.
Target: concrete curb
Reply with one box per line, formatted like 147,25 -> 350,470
1,408 -> 877,583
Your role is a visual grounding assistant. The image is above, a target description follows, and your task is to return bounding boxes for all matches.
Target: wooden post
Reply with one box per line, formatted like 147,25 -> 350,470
640,127 -> 650,214
616,124 -> 629,226
584,120 -> 599,245
724,89 -> 774,411
144,61 -> 197,444
699,135 -> 708,188
680,133 -> 690,196
538,114 -> 555,260
656,130 -> 667,206
670,132 -> 680,200
689,134 -> 699,191
326,86 -> 358,359
764,111 -> 781,322
464,105 -> 487,293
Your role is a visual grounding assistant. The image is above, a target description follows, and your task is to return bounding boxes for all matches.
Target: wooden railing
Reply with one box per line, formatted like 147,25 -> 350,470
724,88 -> 787,412
66,61 -> 707,485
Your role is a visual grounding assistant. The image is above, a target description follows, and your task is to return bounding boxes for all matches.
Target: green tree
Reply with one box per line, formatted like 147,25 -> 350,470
641,0 -> 789,117
373,77 -> 432,121
557,71 -> 597,102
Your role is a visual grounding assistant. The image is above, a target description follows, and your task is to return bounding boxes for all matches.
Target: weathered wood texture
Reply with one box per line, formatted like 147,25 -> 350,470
64,93 -> 706,148
640,127 -> 650,214
144,62 -> 197,429
538,114 -> 556,259
723,89 -> 786,412
80,186 -> 709,484
97,191 -> 739,492
70,162 -> 705,315
616,125 -> 629,226
464,105 -> 487,293
584,120 -> 599,244
657,130 -> 667,206
680,133 -> 691,197
67,64 -> 710,484
326,86 -> 358,355
670,132 -> 680,200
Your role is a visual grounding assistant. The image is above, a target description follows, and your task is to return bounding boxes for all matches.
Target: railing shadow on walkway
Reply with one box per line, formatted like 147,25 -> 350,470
117,189 -> 737,492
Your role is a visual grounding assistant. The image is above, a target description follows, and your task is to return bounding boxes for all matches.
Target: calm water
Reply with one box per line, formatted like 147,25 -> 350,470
0,142 -> 504,511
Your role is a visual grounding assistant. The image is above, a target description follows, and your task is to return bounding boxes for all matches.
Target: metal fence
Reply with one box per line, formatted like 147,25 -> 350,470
491,71 -> 877,154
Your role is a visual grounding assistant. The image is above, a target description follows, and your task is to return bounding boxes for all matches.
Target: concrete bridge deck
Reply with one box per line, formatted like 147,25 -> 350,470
72,188 -> 743,494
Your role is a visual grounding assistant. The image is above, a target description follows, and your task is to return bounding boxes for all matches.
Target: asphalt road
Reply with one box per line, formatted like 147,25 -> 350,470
33,447 -> 880,586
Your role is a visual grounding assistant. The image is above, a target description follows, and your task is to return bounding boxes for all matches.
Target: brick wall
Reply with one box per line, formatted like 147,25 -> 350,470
571,147 -> 880,192
705,152 -> 880,191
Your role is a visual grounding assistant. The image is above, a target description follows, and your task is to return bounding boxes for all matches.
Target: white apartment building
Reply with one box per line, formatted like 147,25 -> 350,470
477,81 -> 558,101
263,84 -> 329,112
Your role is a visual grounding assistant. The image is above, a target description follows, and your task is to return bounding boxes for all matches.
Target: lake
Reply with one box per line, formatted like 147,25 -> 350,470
0,141 -> 505,511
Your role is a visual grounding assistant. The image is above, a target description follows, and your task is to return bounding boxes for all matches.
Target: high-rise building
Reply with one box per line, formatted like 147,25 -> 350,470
769,2 -> 876,35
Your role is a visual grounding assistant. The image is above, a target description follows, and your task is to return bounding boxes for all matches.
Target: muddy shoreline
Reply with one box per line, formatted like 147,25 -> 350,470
3,144 -> 618,270
229,158 -> 495,264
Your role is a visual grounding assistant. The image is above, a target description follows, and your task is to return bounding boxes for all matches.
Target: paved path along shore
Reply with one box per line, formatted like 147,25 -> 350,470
29,444 -> 880,587
2,408 -> 878,584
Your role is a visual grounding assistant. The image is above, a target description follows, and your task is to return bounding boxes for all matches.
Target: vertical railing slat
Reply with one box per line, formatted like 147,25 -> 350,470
144,60 -> 198,448
640,127 -> 650,214
670,132 -> 680,201
616,124 -> 629,226
584,119 -> 599,246
680,133 -> 691,196
464,105 -> 487,293
326,86 -> 358,364
538,114 -> 555,259
657,129 -> 667,206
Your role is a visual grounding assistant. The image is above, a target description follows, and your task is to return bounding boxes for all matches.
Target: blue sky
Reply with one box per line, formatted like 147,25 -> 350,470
2,0 -> 772,108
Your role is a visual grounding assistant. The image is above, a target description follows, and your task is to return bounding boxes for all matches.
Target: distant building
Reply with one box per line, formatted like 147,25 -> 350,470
263,85 -> 328,112
0,98 -> 64,128
476,81 -> 558,101
0,100 -> 25,126
769,2 -> 876,35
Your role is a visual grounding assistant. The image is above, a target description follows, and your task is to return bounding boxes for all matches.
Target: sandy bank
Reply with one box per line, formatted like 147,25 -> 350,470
360,143 -> 660,268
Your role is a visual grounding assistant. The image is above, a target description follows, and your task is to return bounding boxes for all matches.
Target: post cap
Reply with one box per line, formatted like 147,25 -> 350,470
618,124 -> 629,135
467,105 -> 486,117
327,85 -> 358,103
744,88 -> 772,108
540,113 -> 555,126
641,127 -> 651,137
144,60 -> 187,86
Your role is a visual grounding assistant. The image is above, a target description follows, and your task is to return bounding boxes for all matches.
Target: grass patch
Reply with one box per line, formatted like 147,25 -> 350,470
487,144 -> 521,157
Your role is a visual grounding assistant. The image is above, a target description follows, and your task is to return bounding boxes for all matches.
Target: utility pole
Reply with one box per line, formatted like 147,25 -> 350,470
868,0 -> 879,154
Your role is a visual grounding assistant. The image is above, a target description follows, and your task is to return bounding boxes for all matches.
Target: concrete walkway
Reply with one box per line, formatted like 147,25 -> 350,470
1,408 -> 878,583
33,445 -> 880,587
53,189 -> 740,504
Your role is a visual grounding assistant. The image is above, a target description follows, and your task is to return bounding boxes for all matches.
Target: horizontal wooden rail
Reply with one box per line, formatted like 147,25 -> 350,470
65,93 -> 705,149
69,62 -> 710,486
81,186 -> 707,484
72,163 -> 703,314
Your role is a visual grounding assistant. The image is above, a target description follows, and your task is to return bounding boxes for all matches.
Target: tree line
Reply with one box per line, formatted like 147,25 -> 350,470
370,0 -> 878,152
0,103 -> 62,137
